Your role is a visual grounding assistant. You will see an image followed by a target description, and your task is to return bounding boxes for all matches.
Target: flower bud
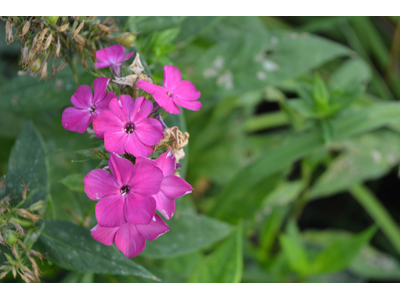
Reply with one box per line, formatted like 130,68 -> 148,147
73,20 -> 84,38
74,34 -> 85,45
45,16 -> 59,24
116,32 -> 136,46
19,21 -> 30,37
42,33 -> 52,50
38,28 -> 48,43
56,23 -> 69,32
29,200 -> 45,211
5,232 -> 18,246
98,24 -> 112,33
30,58 -> 41,73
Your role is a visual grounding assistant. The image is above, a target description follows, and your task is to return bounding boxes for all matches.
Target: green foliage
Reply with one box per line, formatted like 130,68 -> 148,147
60,174 -> 85,193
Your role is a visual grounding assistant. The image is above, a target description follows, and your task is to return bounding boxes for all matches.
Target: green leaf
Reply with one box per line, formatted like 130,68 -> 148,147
310,226 -> 377,274
313,73 -> 329,111
212,103 -> 400,220
329,57 -> 372,90
38,220 -> 156,280
175,17 -> 226,44
60,173 -> 85,193
0,121 -> 49,208
279,233 -> 310,276
141,208 -> 232,259
128,16 -> 186,34
189,221 -> 243,283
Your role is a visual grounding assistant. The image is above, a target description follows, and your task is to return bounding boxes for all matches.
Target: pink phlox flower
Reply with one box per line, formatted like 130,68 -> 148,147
137,65 -> 201,114
91,213 -> 169,258
137,150 -> 193,220
95,45 -> 134,77
62,77 -> 115,134
84,153 -> 163,227
92,95 -> 163,157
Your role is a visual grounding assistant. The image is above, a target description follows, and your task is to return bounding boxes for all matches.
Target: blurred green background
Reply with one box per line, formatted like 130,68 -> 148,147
2,16 -> 400,283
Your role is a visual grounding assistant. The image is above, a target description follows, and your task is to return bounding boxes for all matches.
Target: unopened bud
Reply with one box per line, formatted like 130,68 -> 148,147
45,16 -> 59,25
98,24 -> 112,33
56,23 -> 69,32
42,33 -> 52,50
5,232 -> 18,246
30,58 -> 41,73
116,32 -> 136,46
40,61 -> 48,80
19,21 -> 31,37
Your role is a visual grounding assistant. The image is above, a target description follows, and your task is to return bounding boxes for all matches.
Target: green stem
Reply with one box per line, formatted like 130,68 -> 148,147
244,111 -> 289,132
349,184 -> 400,255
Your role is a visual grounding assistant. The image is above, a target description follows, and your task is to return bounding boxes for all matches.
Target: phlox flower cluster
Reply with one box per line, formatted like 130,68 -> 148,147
61,44 -> 200,258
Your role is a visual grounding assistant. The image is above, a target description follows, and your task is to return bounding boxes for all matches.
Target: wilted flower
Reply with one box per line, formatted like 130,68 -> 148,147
95,45 -> 134,77
62,77 -> 116,133
129,53 -> 144,75
84,153 -> 163,226
137,65 -> 201,114
91,214 -> 169,258
137,151 -> 193,220
93,95 -> 163,157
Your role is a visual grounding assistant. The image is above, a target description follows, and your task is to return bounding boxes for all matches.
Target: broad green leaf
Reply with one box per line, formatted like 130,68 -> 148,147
0,121 -> 48,208
141,208 -> 232,259
279,233 -> 310,276
212,103 -> 400,219
37,220 -> 156,280
128,16 -> 186,34
329,57 -> 372,90
189,222 -> 243,283
310,226 -> 377,274
175,17 -> 225,44
60,173 -> 85,193
262,180 -> 303,208
309,130 -> 400,199
0,67 -> 94,116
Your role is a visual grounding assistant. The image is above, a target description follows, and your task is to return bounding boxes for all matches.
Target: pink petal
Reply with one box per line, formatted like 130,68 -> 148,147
130,160 -> 163,195
136,214 -> 170,241
91,224 -> 119,246
92,110 -> 124,139
108,153 -> 135,186
71,85 -> 93,108
122,51 -> 135,62
136,80 -> 166,95
120,94 -> 139,122
95,62 -> 111,69
84,168 -> 119,200
124,193 -> 156,225
132,98 -> 153,123
96,45 -> 125,63
173,80 -> 201,100
93,77 -> 110,103
173,97 -> 202,111
123,133 -> 154,157
153,192 -> 175,220
135,118 -> 163,146
153,92 -> 181,114
115,223 -> 146,258
104,130 -> 128,154
96,91 -> 117,111
96,194 -> 125,227
163,65 -> 182,91
135,156 -> 155,166
155,150 -> 176,177
109,98 -> 127,122
161,175 -> 193,198
62,107 -> 93,134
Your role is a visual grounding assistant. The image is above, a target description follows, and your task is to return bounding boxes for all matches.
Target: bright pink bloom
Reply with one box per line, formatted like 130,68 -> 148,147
62,77 -> 115,134
137,65 -> 201,114
84,153 -> 163,226
137,151 -> 193,220
91,214 -> 169,258
95,45 -> 134,77
93,95 -> 163,157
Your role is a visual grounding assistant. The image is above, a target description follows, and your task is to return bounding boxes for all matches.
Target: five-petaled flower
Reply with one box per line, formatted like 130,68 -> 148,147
93,95 -> 163,157
137,65 -> 201,114
137,151 -> 193,220
95,45 -> 134,77
91,214 -> 169,258
62,77 -> 116,134
84,153 -> 163,226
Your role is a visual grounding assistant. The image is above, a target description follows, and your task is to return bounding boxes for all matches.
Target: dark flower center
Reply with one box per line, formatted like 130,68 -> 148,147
120,185 -> 130,196
89,105 -> 96,114
124,123 -> 135,134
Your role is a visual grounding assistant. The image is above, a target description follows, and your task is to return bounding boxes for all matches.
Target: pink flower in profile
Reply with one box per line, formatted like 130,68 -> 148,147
62,77 -> 115,133
95,45 -> 134,77
137,65 -> 201,114
93,95 -> 163,157
84,153 -> 163,226
137,151 -> 193,220
91,214 -> 169,258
